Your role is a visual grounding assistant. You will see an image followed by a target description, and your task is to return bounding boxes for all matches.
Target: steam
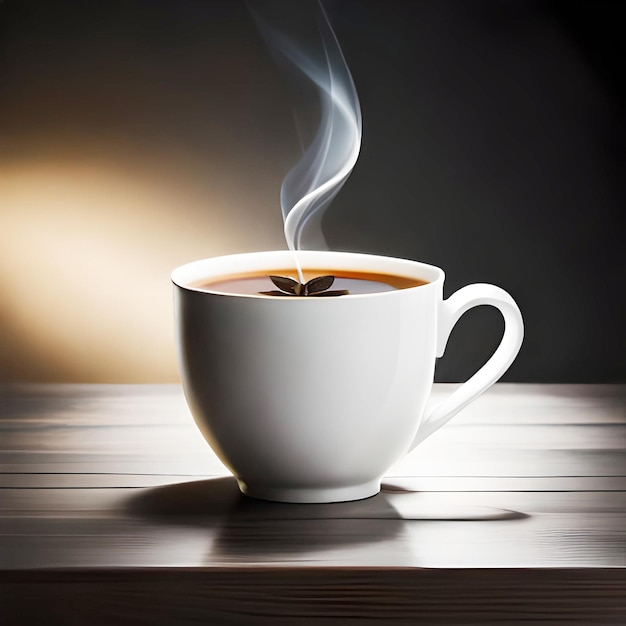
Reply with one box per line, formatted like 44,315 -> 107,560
252,2 -> 362,265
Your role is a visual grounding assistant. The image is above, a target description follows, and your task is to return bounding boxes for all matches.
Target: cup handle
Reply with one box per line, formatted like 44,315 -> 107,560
409,284 -> 524,450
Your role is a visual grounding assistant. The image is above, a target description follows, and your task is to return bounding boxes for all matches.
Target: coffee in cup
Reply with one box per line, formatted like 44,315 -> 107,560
192,268 -> 428,297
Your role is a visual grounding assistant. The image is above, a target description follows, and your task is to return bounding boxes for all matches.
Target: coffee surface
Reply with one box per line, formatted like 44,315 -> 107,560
193,269 -> 428,296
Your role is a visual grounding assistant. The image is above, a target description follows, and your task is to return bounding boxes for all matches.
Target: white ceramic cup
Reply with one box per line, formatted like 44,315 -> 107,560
172,250 -> 523,503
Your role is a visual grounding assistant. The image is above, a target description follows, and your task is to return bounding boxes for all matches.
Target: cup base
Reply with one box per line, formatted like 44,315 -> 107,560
238,479 -> 381,504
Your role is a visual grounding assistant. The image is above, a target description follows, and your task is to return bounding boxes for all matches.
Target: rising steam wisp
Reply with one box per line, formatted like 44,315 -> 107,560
253,2 -> 362,281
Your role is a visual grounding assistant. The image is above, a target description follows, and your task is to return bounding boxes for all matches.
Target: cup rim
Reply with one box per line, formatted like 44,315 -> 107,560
171,250 -> 444,299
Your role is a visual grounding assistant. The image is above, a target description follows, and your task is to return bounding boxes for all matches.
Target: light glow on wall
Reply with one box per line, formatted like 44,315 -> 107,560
0,156 -> 285,382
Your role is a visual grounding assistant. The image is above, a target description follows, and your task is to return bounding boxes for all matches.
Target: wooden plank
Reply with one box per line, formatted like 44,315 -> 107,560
1,568 -> 625,625
2,385 -> 624,479
2,480 -> 625,516
1,473 -> 625,491
3,423 -> 625,453
1,481 -> 624,569
1,511 -> 624,569
1,384 -> 623,426
2,448 -> 624,478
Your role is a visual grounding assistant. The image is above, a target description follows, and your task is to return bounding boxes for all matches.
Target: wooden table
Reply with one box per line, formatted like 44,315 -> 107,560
0,384 -> 624,624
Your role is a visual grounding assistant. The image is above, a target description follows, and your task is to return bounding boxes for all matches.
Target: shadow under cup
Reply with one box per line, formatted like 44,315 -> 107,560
172,250 -> 446,504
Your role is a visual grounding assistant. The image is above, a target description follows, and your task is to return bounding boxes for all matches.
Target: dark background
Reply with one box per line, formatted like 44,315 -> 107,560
1,0 -> 623,383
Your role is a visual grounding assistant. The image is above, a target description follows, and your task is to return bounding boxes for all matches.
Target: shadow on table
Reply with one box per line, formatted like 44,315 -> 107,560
125,476 -> 527,522
124,477 -> 527,559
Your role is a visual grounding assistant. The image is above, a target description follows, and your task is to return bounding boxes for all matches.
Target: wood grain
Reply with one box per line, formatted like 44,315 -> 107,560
1,569 -> 625,625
